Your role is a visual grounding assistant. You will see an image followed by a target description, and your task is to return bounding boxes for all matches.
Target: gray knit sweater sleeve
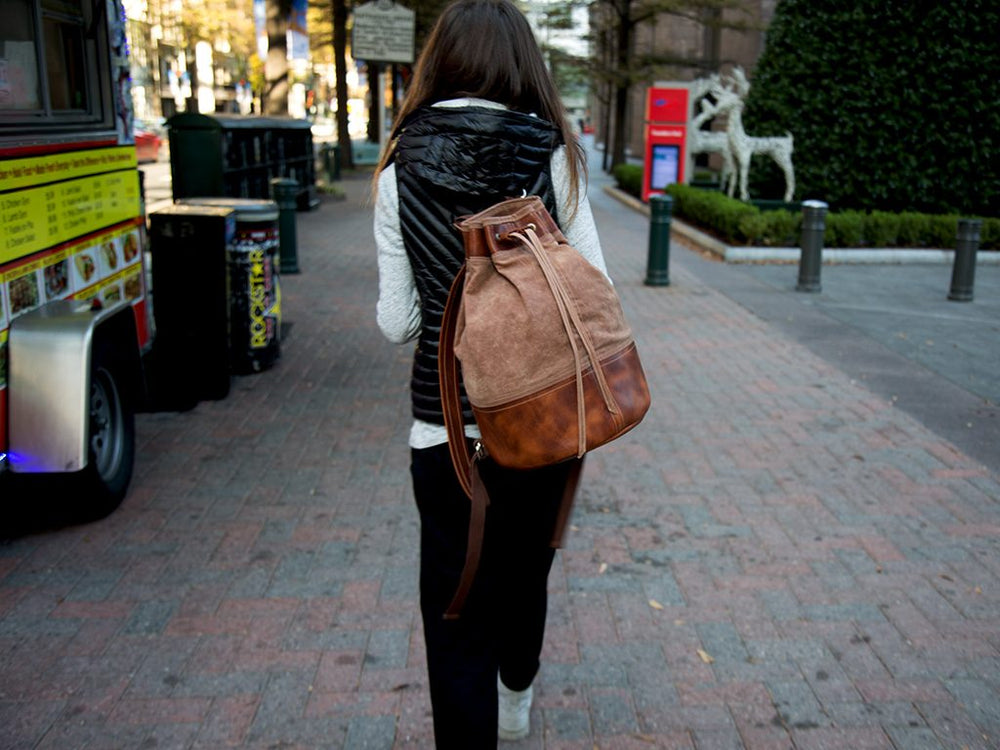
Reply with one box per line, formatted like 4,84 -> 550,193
550,145 -> 610,281
375,163 -> 422,344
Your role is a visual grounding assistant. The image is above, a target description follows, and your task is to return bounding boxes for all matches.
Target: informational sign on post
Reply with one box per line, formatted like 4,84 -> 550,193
352,0 -> 416,64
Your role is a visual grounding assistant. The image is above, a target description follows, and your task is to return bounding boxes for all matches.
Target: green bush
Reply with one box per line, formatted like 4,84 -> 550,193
825,211 -> 865,247
666,184 -> 759,244
736,210 -> 799,246
611,163 -> 643,199
743,0 -> 999,217
760,210 -> 799,247
610,180 -> 1000,250
980,219 -> 999,250
896,212 -> 930,247
736,212 -> 768,245
863,212 -> 901,247
925,215 -> 960,250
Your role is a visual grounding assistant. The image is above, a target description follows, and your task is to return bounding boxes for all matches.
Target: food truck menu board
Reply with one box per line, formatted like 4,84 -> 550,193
1,147 -> 140,264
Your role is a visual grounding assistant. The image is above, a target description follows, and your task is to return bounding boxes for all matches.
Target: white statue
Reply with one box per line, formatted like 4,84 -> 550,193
687,74 -> 735,194
710,67 -> 795,203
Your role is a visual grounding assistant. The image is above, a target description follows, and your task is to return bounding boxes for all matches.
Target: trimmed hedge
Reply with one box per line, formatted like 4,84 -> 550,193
743,0 -> 999,217
610,165 -> 998,249
611,163 -> 643,200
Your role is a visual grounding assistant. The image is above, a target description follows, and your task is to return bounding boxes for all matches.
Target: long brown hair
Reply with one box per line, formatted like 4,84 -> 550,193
373,0 -> 585,210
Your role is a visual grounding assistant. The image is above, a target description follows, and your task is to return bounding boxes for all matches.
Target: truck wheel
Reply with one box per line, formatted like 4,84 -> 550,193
82,354 -> 136,518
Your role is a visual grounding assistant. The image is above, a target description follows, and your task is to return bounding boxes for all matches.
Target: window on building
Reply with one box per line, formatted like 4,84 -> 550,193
43,0 -> 89,111
0,0 -> 109,126
0,0 -> 42,110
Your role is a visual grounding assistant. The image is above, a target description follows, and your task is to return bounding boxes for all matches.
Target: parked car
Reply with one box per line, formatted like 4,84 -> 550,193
134,121 -> 163,163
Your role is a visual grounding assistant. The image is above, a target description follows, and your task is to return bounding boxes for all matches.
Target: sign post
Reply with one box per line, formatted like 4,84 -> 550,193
352,1 -> 415,150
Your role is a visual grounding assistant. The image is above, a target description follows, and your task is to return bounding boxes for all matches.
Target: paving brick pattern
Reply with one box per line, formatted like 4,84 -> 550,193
1,164 -> 998,749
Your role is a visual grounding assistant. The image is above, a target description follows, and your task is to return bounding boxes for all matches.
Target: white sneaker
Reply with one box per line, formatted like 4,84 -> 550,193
497,676 -> 532,741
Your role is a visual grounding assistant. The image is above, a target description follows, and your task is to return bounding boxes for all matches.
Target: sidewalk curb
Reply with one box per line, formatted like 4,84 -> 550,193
603,184 -> 1000,265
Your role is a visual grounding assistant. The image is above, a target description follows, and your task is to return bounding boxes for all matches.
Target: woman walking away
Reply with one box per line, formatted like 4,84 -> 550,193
373,0 -> 610,746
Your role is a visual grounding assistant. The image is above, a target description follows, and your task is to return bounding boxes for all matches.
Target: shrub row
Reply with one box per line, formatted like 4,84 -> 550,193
611,163 -> 643,200
611,164 -> 998,249
743,0 -> 999,218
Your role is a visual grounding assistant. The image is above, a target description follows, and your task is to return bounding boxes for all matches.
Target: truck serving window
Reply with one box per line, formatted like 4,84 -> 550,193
0,0 -> 109,127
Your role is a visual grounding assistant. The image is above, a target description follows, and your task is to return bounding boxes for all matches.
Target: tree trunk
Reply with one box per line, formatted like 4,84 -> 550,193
702,6 -> 721,71
391,64 -> 400,122
264,0 -> 290,115
601,76 -> 613,172
367,62 -> 381,144
332,0 -> 353,168
610,6 -> 632,168
185,46 -> 199,112
599,21 -> 613,172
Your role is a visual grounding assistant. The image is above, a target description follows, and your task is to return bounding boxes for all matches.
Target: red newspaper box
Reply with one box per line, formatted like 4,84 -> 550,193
642,85 -> 691,202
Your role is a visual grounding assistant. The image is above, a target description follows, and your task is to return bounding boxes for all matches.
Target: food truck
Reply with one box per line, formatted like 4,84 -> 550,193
1,0 -> 149,517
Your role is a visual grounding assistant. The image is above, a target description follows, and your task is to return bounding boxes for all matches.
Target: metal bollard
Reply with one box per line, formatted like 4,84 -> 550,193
948,218 -> 981,302
270,177 -> 300,274
796,199 -> 828,293
330,143 -> 341,181
645,194 -> 672,286
319,143 -> 341,182
319,143 -> 331,181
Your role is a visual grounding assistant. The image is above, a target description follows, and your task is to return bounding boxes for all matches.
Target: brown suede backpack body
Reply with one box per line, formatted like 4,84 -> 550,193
439,195 -> 651,618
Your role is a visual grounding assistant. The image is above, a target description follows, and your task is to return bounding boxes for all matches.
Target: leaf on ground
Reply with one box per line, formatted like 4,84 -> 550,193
697,648 -> 715,664
648,599 -> 664,610
599,562 -> 608,574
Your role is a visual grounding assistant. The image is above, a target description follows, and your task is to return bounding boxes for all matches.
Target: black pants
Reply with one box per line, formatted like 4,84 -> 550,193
411,442 -> 579,749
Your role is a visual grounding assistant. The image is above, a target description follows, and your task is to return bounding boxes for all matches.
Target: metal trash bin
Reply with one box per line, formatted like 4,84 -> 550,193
148,205 -> 236,408
166,112 -> 318,209
180,198 -> 281,374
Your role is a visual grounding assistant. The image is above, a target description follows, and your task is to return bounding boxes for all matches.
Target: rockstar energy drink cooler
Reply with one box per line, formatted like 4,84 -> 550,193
182,198 -> 281,374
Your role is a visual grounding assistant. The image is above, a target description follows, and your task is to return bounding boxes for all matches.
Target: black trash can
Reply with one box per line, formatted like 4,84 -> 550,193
180,198 -> 281,374
148,204 -> 236,408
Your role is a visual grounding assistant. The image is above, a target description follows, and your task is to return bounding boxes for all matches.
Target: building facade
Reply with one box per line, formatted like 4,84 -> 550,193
123,0 -> 260,122
589,0 -> 777,168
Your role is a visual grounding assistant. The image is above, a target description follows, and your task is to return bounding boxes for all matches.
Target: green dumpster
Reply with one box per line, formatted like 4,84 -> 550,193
166,113 -> 318,210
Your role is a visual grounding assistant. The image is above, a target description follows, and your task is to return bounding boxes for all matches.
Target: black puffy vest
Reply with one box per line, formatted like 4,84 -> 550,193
393,105 -> 561,425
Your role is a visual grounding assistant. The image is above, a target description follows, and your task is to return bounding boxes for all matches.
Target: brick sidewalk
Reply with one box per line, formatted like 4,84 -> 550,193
1,170 -> 998,749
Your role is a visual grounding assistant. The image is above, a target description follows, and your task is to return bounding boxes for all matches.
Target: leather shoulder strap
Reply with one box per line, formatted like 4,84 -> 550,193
442,464 -> 489,619
439,265 -> 473,499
